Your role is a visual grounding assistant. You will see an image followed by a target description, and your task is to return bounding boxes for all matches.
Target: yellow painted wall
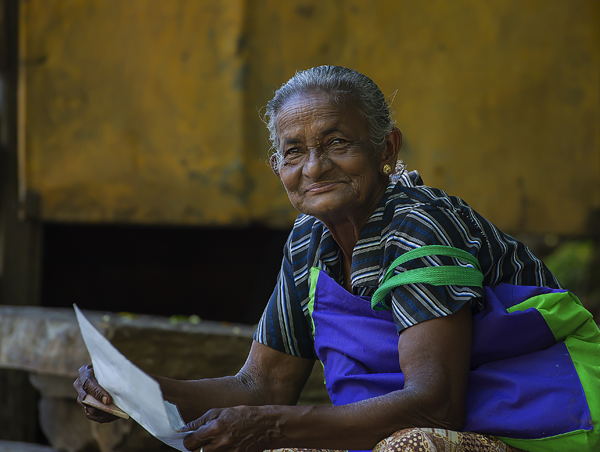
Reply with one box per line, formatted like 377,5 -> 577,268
20,0 -> 600,234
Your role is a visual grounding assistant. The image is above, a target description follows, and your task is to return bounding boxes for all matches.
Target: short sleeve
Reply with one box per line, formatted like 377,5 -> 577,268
253,233 -> 316,359
384,206 -> 485,332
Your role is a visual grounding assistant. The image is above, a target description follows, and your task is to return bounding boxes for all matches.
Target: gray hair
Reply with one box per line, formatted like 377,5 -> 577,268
264,66 -> 400,171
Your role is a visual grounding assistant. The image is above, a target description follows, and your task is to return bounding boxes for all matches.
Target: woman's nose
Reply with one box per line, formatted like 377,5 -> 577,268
303,148 -> 332,179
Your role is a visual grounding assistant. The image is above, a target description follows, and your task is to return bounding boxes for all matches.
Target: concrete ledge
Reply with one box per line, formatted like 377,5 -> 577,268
0,305 -> 255,379
0,305 -> 329,404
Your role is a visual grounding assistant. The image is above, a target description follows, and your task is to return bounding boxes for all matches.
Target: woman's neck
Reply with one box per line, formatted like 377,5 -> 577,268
317,180 -> 389,290
322,183 -> 387,260
322,210 -> 374,292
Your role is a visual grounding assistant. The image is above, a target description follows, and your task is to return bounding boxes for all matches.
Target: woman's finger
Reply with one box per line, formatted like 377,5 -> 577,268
77,363 -> 113,405
74,364 -> 94,406
182,407 -> 272,452
182,412 -> 223,451
180,408 -> 225,432
73,363 -> 119,423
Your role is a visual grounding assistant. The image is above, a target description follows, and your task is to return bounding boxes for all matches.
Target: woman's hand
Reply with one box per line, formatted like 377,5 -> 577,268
73,363 -> 120,423
181,406 -> 282,452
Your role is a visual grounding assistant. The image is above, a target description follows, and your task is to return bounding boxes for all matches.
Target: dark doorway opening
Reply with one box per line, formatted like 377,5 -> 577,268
41,223 -> 290,325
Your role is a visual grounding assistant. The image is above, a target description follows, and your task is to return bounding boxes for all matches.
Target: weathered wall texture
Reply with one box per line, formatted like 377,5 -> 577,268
19,0 -> 600,234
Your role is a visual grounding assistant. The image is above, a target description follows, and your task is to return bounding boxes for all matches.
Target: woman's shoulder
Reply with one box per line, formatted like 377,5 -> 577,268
388,170 -> 474,214
375,171 -> 490,254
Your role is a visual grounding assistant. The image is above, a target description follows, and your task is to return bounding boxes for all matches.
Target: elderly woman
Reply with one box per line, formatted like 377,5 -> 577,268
74,66 -> 599,452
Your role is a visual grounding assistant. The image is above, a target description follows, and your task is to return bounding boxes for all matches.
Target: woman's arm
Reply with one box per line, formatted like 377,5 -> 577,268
73,341 -> 315,424
182,304 -> 472,452
157,341 -> 316,422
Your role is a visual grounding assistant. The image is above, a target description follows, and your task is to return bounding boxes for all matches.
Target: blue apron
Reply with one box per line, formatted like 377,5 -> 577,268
307,250 -> 600,452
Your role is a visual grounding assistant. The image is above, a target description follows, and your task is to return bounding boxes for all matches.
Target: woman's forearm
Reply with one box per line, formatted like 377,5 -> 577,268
180,383 -> 462,452
155,341 -> 315,423
156,373 -> 267,423
268,386 -> 461,451
155,341 -> 315,425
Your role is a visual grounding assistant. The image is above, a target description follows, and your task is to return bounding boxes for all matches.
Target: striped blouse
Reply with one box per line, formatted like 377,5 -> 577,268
253,171 -> 561,359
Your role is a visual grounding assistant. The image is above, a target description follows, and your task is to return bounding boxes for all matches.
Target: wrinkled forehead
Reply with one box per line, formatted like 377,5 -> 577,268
275,90 -> 367,140
277,87 -> 359,114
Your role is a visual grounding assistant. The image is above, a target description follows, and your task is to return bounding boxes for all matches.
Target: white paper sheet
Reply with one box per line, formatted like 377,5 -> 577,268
74,305 -> 189,451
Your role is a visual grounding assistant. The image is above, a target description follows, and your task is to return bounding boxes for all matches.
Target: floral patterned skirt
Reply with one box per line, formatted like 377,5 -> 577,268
269,427 -> 524,452
372,428 -> 524,452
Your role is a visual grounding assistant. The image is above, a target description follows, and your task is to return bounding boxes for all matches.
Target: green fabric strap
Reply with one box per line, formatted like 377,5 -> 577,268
371,245 -> 483,311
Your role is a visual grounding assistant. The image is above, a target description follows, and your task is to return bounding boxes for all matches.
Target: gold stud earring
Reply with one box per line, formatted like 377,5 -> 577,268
382,164 -> 392,175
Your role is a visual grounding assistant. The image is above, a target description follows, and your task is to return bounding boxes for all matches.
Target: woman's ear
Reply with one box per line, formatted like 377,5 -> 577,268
270,153 -> 281,178
381,128 -> 402,167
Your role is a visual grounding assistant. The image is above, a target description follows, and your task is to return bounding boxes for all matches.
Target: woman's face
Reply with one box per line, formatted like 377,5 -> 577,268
274,91 -> 391,226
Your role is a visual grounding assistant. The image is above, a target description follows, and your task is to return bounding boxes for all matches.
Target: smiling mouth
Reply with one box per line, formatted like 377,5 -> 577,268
305,182 -> 341,194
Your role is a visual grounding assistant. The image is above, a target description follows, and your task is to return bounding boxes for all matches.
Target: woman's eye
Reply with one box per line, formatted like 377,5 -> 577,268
329,138 -> 347,146
283,148 -> 302,158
